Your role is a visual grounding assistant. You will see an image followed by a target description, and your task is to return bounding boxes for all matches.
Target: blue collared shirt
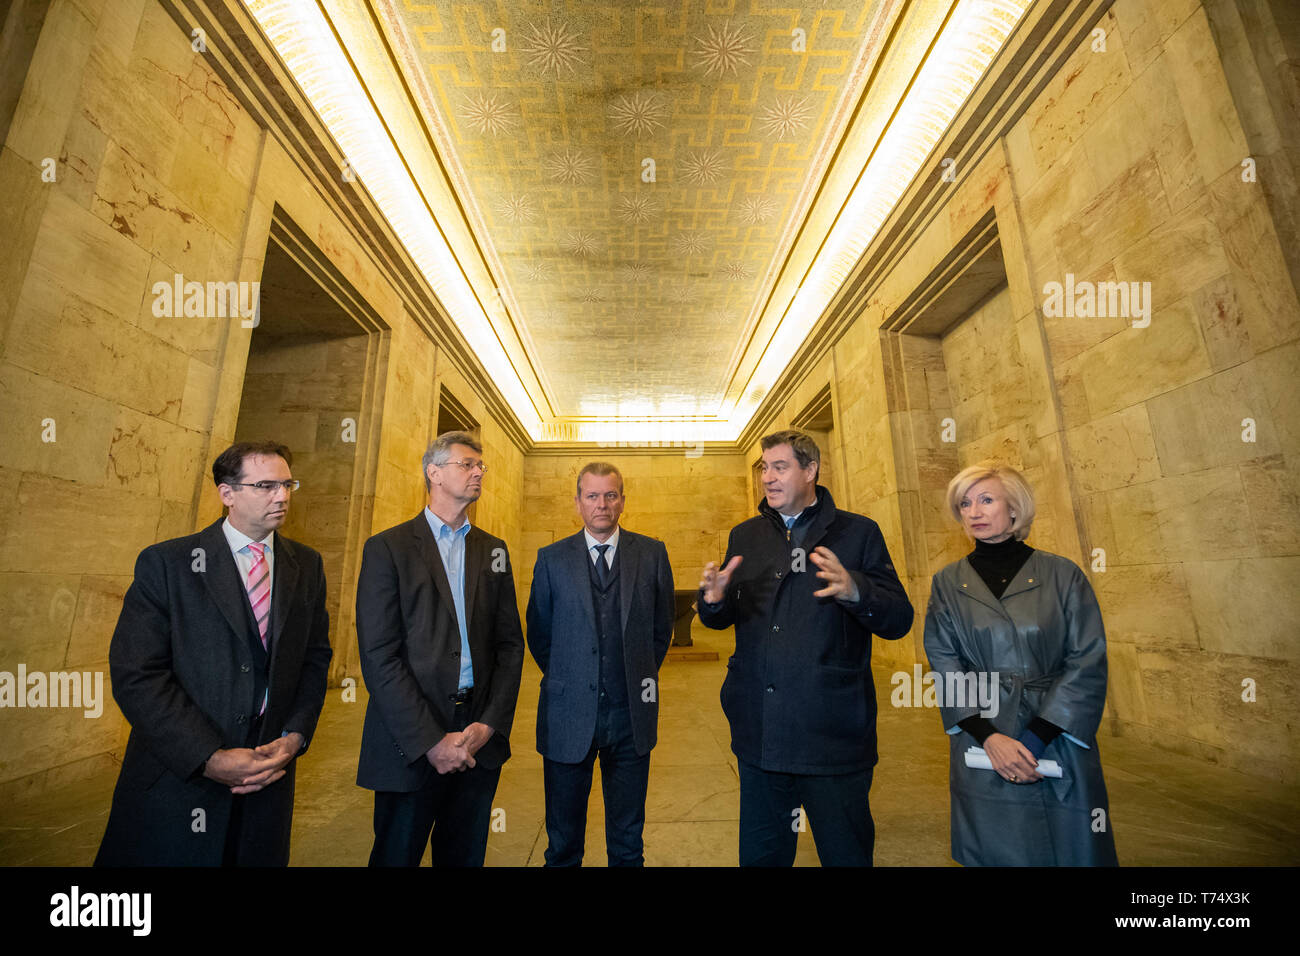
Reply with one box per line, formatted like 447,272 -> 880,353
424,507 -> 473,691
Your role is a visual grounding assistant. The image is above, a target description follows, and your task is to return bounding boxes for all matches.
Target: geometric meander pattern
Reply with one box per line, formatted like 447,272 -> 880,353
383,0 -> 885,419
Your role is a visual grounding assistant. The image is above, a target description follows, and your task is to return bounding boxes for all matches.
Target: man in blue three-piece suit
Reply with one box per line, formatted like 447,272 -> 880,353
526,462 -> 675,866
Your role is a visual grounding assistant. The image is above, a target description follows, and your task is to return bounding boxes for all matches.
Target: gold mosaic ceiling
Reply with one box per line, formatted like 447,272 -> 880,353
374,0 -> 897,421
246,0 -> 1030,440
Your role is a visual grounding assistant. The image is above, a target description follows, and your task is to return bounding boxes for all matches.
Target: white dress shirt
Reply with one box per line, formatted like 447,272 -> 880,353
583,525 -> 621,568
222,517 -> 275,592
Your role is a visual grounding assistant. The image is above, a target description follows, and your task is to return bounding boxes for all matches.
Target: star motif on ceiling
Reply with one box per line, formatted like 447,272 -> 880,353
520,20 -> 586,76
721,262 -> 754,280
760,96 -> 813,139
738,195 -> 777,224
498,193 -> 535,223
674,230 -> 712,255
621,262 -> 652,282
617,194 -> 660,224
565,230 -> 601,258
669,284 -> 696,305
679,148 -> 726,185
547,147 -> 596,184
694,21 -> 753,77
459,91 -> 516,136
523,261 -> 550,283
578,287 -> 605,303
610,92 -> 667,137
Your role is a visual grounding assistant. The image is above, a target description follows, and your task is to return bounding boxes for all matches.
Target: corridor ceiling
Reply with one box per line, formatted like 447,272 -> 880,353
244,0 -> 1031,443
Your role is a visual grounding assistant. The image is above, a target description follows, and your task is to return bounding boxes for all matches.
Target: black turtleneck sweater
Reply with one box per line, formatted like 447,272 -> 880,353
967,535 -> 1033,598
955,536 -> 1062,754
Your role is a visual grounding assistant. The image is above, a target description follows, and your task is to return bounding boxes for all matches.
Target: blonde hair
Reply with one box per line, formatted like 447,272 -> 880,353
946,461 -> 1035,541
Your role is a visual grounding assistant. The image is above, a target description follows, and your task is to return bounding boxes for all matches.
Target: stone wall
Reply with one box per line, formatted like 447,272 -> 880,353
0,0 -> 527,795
811,0 -> 1300,780
518,452 -> 752,607
1,0 -> 1295,799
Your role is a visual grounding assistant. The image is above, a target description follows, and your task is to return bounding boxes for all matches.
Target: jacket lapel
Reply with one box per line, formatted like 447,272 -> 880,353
801,493 -> 834,553
464,528 -> 487,635
618,530 -> 638,632
954,556 -> 1009,617
998,551 -> 1042,602
199,520 -> 253,644
955,551 -> 1042,617
567,532 -> 600,636
412,513 -> 457,628
270,533 -> 298,651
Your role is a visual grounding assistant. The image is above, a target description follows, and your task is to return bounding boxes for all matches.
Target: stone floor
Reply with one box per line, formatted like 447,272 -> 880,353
2,623 -> 1298,867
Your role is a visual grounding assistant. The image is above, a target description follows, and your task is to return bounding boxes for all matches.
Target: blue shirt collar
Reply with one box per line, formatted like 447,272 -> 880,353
424,506 -> 471,539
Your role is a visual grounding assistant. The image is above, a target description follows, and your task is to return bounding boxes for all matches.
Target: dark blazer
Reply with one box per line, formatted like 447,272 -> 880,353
95,519 -> 332,866
698,486 -> 913,775
526,529 -> 674,763
355,513 -> 525,791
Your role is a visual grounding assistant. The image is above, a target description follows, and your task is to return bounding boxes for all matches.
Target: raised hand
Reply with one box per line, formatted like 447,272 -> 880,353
700,555 -> 743,604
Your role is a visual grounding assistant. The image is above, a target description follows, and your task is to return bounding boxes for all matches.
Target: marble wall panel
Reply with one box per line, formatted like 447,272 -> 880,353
1145,360 -> 1279,475
1183,556 -> 1300,662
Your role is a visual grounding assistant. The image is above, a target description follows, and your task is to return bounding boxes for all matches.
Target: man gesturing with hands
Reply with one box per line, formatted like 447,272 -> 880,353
698,430 -> 913,866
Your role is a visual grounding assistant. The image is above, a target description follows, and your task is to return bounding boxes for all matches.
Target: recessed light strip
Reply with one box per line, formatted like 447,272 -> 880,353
730,0 -> 1031,429
245,0 -> 543,437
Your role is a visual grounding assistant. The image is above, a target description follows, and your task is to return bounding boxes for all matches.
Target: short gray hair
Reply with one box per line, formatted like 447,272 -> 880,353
422,431 -> 482,491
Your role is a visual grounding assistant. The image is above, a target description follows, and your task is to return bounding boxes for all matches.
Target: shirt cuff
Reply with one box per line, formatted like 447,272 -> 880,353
957,715 -> 998,746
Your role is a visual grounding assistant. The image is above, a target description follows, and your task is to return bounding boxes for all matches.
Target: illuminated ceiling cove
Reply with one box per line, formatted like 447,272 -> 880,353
244,0 -> 1031,444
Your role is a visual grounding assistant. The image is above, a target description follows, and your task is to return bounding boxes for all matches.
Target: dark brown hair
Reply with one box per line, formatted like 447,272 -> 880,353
760,429 -> 820,481
212,441 -> 293,488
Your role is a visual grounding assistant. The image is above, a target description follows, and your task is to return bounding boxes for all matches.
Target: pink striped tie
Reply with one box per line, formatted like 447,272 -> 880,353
244,542 -> 270,650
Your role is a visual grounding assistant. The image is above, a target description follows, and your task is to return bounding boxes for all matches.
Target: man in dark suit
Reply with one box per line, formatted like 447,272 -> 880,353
526,462 -> 674,866
698,430 -> 913,866
95,441 -> 332,866
355,431 -> 524,866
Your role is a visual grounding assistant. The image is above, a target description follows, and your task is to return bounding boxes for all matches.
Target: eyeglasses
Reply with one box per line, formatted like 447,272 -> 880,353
442,459 -> 488,474
229,480 -> 300,493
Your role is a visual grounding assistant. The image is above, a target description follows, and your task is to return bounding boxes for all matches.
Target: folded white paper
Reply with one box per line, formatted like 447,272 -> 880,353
964,746 -> 1063,778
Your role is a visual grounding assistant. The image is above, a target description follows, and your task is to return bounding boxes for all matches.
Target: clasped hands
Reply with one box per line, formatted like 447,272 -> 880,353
699,547 -> 859,602
203,732 -> 304,794
426,722 -> 494,775
983,732 -> 1044,785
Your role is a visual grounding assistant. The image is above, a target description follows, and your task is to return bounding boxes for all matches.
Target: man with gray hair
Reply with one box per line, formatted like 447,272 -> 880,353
355,431 -> 524,866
